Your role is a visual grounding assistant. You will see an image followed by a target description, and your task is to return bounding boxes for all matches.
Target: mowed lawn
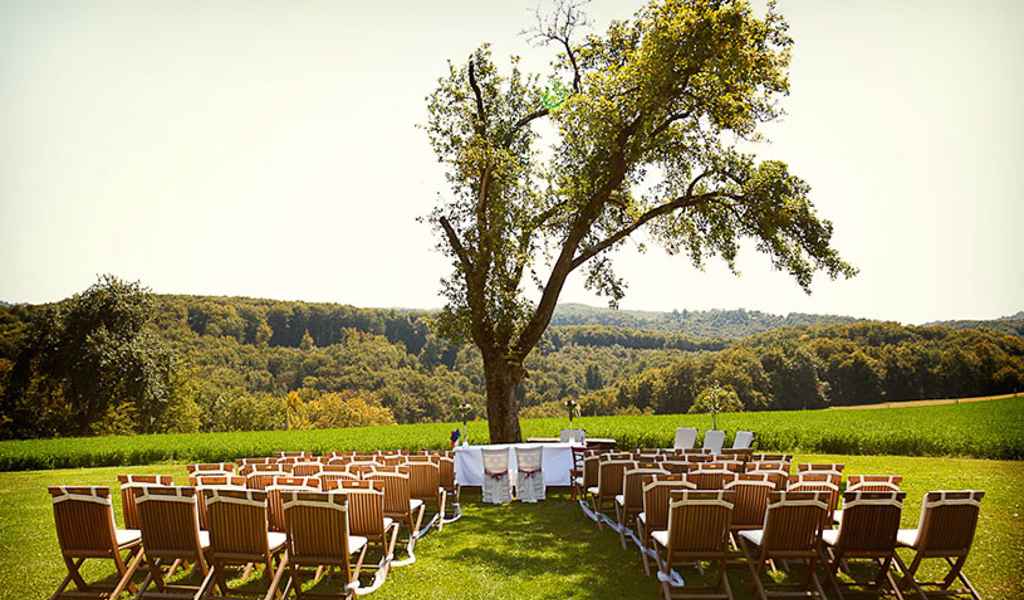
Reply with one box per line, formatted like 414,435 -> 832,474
1,454 -> 1021,600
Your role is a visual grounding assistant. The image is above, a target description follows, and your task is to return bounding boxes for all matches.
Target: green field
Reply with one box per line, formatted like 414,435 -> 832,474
3,453 -> 1021,600
2,397 -> 1022,471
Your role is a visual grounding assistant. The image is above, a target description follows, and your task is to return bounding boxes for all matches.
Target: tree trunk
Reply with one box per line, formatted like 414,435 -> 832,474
482,354 -> 524,443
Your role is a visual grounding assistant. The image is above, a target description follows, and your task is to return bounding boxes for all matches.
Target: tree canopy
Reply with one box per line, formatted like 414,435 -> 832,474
425,0 -> 855,441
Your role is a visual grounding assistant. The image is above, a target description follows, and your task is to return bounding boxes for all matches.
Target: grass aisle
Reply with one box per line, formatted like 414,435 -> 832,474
2,454 -> 1021,599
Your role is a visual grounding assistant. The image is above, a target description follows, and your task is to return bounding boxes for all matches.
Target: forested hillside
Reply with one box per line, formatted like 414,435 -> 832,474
1,277 -> 1022,439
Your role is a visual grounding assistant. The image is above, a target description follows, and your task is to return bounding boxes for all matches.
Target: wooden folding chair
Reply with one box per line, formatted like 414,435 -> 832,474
586,460 -> 636,525
638,475 -> 697,576
197,488 -> 288,600
333,481 -> 400,583
246,471 -> 292,491
822,490 -> 907,600
190,475 -> 245,531
345,462 -> 382,480
687,469 -> 738,490
133,485 -> 210,598
364,470 -> 426,560
378,455 -> 407,467
738,491 -> 830,600
834,475 -> 903,525
117,474 -> 173,530
745,468 -> 789,491
652,490 -> 736,600
615,467 -> 668,549
317,466 -> 359,489
724,474 -> 776,545
788,473 -> 841,529
798,463 -> 845,475
437,455 -> 461,524
47,486 -> 145,600
282,491 -> 367,599
744,461 -> 790,474
266,476 -> 321,533
706,460 -> 745,474
405,461 -> 448,529
574,454 -> 600,502
893,490 -> 984,600
291,462 -> 324,477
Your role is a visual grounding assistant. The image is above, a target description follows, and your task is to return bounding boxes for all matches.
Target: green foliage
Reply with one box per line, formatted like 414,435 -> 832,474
0,397 -> 1020,471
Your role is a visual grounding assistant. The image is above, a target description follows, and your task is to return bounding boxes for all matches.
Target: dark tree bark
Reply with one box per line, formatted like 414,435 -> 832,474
482,353 -> 525,443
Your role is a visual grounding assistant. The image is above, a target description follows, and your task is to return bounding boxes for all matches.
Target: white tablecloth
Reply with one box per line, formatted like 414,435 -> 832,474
454,443 -> 576,487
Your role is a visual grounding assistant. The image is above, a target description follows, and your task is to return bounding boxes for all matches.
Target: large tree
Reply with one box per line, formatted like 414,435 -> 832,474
424,0 -> 856,443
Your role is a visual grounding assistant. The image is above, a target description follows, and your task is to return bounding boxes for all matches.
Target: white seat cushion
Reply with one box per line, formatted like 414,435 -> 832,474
349,535 -> 368,554
586,486 -> 599,496
637,512 -> 646,526
198,530 -> 210,549
115,529 -> 141,547
383,517 -> 394,530
821,529 -> 840,547
614,494 -> 624,507
573,476 -> 583,486
267,531 -> 287,552
738,529 -> 764,547
651,530 -> 669,548
410,499 -> 424,512
832,509 -> 843,524
897,528 -> 920,548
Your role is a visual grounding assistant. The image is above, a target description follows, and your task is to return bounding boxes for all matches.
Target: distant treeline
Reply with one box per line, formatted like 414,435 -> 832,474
1,278 -> 1022,439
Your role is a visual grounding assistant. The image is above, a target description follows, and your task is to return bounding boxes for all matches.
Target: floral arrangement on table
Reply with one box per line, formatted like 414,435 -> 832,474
452,402 -> 475,447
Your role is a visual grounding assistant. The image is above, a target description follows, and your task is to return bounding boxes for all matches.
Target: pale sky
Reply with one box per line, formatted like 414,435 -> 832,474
1,0 -> 1021,324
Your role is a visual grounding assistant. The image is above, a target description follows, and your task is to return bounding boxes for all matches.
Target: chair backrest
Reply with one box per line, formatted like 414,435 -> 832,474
438,456 -> 457,493
203,488 -> 270,559
665,490 -> 735,560
834,491 -> 905,554
597,460 -> 637,499
705,460 -> 745,473
266,477 -> 321,532
622,468 -> 667,511
135,486 -> 204,560
797,463 -> 845,474
346,462 -> 381,478
673,427 -> 698,450
515,446 -> 543,474
187,462 -> 235,474
601,452 -> 633,462
745,468 -> 789,491
278,451 -> 308,459
641,475 -> 696,533
702,430 -> 725,453
364,471 -> 412,516
290,462 -> 323,477
48,486 -> 119,557
238,457 -> 274,466
687,469 -> 738,490
847,475 -> 903,492
379,455 -> 407,467
117,474 -> 173,530
559,429 -> 585,443
582,455 -> 601,488
751,453 -> 792,462
318,467 -> 358,489
406,454 -> 436,463
190,474 -> 245,487
732,431 -> 754,449
482,448 -> 510,475
759,491 -> 829,554
913,490 -> 984,554
679,452 -> 714,464
337,480 -> 386,538
352,454 -> 378,462
406,462 -> 441,500
282,491 -> 354,573
724,474 -> 776,529
245,471 -> 290,491
745,461 -> 790,474
787,477 -> 841,527
659,461 -> 694,474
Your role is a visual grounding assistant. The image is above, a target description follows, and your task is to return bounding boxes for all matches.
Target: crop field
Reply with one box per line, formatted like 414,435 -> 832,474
1,397 -> 1022,471
2,453 -> 1021,600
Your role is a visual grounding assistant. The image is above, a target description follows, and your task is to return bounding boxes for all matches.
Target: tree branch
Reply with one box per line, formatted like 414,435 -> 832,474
511,107 -> 550,131
468,60 -> 486,133
439,216 -> 473,274
569,190 -> 721,270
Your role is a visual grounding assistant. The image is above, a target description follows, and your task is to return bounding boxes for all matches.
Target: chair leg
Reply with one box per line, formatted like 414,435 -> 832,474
639,523 -> 652,576
437,490 -> 447,531
946,557 -> 982,600
615,504 -> 627,549
740,540 -> 768,600
58,556 -> 89,595
110,547 -> 145,600
720,559 -> 735,600
893,552 -> 929,600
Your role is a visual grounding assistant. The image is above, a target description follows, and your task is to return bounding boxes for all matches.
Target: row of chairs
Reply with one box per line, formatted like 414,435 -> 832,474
48,451 -> 460,600
579,451 -> 985,600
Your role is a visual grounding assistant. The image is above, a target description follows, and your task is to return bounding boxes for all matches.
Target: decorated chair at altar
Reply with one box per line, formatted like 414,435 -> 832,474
515,446 -> 545,503
481,448 -> 512,504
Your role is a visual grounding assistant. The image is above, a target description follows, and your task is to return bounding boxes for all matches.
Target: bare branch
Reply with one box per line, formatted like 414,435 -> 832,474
511,107 -> 550,131
524,0 -> 590,93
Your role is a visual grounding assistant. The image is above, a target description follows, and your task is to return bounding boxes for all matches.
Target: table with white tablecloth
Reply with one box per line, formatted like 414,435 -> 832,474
454,443 -> 577,487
